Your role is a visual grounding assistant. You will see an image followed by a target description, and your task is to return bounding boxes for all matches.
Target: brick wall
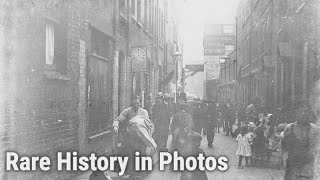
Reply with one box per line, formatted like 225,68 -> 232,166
0,2 -> 80,179
0,1 -> 115,179
0,1 -> 178,179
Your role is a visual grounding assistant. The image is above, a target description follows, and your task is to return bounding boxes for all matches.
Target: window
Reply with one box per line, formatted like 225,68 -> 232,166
46,23 -> 54,65
225,45 -> 235,55
223,25 -> 234,34
45,20 -> 67,74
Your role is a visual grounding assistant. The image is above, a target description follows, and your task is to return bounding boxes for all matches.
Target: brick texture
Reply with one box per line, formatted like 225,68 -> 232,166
0,0 -> 178,179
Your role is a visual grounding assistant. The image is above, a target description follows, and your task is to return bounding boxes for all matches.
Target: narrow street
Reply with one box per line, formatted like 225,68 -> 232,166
2,1 -> 320,180
146,132 -> 285,180
77,131 -> 285,180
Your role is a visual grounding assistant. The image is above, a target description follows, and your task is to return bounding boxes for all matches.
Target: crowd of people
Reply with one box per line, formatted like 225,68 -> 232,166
88,93 -> 320,180
169,96 -> 319,180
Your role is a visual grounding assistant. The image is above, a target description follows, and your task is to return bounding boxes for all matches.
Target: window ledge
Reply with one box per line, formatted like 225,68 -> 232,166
88,130 -> 112,141
44,70 -> 70,81
91,53 -> 110,62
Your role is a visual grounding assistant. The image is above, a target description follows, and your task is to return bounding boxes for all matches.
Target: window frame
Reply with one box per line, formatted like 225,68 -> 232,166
45,22 -> 55,67
44,17 -> 67,74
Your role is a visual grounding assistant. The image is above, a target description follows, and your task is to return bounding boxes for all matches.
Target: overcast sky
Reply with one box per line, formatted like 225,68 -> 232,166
180,0 -> 240,65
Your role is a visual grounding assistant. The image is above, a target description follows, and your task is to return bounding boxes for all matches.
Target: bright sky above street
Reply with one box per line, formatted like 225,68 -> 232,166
180,0 -> 240,65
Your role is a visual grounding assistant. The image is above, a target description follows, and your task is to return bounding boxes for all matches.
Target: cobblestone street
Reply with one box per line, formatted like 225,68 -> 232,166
77,130 -> 285,180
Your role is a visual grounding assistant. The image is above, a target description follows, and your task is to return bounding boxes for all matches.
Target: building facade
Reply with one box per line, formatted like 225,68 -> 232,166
236,0 -> 320,176
0,0 -> 181,179
236,0 -> 320,113
203,24 -> 236,99
236,0 -> 274,108
219,50 -> 238,102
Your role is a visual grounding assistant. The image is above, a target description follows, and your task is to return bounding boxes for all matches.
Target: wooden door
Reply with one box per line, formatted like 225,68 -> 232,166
87,56 -> 111,137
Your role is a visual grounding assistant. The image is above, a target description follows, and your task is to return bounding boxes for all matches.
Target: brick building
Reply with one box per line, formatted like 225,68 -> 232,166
236,0 -> 320,176
236,0 -> 320,113
219,50 -> 238,102
236,0 -> 275,108
0,0 -> 180,179
203,24 -> 236,99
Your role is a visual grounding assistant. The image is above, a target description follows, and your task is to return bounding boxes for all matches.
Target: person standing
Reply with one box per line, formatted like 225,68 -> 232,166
164,93 -> 174,117
151,93 -> 171,151
112,95 -> 150,178
252,128 -> 268,163
192,102 -> 202,134
180,132 -> 208,180
223,103 -> 233,136
199,101 -> 208,135
169,103 -> 194,171
282,102 -> 320,180
113,96 -> 149,137
170,103 -> 193,134
205,100 -> 217,148
236,125 -> 252,169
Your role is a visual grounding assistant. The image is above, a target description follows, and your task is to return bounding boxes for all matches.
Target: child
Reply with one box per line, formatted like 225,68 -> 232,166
236,125 -> 252,169
180,131 -> 208,180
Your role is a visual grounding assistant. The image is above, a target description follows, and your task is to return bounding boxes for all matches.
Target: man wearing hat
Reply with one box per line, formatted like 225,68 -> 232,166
151,92 -> 171,151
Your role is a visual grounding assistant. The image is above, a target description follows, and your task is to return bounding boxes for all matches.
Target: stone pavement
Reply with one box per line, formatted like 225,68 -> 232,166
76,131 -> 285,180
